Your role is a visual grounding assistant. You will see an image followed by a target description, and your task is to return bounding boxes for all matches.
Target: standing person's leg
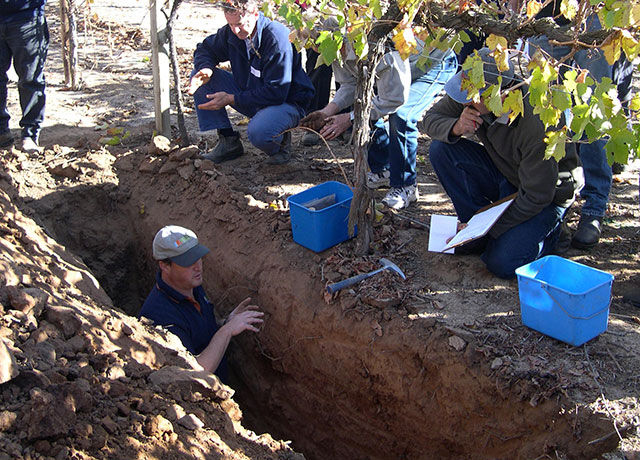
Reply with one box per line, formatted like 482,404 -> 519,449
247,102 -> 305,164
571,34 -> 613,248
482,203 -> 567,279
383,52 -> 458,209
611,55 -> 634,174
0,22 -> 12,147
8,11 -> 48,151
366,119 -> 391,188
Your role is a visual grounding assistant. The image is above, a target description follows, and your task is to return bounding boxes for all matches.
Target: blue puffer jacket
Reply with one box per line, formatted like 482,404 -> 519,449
194,12 -> 314,111
0,0 -> 45,21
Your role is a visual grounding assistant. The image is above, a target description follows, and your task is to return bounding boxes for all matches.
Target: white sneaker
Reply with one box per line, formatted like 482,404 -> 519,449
382,185 -> 419,209
367,170 -> 390,189
20,137 -> 41,154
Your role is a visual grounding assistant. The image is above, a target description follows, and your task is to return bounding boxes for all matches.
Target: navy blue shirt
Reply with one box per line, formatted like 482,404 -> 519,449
139,271 -> 227,381
0,0 -> 45,21
193,12 -> 314,111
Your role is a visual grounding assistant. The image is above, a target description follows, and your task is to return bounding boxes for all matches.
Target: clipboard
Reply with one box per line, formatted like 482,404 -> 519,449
441,193 -> 516,251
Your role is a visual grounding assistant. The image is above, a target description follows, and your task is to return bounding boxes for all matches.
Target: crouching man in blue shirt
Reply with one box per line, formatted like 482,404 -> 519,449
139,225 -> 264,382
188,0 -> 314,165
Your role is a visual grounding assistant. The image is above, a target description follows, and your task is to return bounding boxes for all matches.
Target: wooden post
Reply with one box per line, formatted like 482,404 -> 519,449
150,0 -> 171,137
59,0 -> 79,89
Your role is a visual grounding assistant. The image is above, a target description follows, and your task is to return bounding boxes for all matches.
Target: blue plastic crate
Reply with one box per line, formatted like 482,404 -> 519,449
287,181 -> 356,252
515,255 -> 614,346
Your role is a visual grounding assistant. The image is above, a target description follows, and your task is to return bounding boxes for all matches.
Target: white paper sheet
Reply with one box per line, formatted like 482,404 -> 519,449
428,214 -> 458,254
442,198 -> 514,251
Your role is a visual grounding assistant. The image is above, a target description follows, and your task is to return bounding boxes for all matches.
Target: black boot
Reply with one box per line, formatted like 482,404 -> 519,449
552,218 -> 572,255
266,131 -> 291,165
571,215 -> 603,249
201,133 -> 244,163
623,287 -> 640,308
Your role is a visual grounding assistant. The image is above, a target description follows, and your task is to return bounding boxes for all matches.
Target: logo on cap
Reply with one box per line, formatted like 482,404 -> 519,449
175,235 -> 192,248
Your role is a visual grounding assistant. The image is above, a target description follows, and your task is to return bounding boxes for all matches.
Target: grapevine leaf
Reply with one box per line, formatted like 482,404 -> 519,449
486,34 -> 508,51
526,0 -> 543,18
551,86 -> 572,112
503,89 -> 524,124
560,0 -> 578,20
544,128 -> 568,161
483,82 -> 503,115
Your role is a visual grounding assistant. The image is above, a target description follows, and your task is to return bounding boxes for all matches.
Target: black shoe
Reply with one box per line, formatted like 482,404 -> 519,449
201,133 -> 244,163
266,132 -> 291,165
612,162 -> 626,175
0,131 -> 13,147
552,219 -> 572,255
302,131 -> 320,146
571,215 -> 603,249
623,288 -> 640,308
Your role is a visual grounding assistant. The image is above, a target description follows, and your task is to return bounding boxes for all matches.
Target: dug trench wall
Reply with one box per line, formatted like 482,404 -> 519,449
101,147 -> 620,460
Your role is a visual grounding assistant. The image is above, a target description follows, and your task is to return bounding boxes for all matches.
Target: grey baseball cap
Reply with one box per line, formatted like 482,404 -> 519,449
152,225 -> 210,267
444,47 -> 516,104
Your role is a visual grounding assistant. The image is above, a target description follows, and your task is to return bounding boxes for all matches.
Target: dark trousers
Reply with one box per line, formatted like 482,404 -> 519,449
0,10 -> 49,140
305,49 -> 332,113
430,139 -> 568,279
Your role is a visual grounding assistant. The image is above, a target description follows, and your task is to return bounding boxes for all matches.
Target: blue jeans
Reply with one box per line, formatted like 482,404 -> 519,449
193,69 -> 305,155
368,51 -> 458,187
528,16 -> 612,218
430,139 -> 568,279
0,10 -> 48,140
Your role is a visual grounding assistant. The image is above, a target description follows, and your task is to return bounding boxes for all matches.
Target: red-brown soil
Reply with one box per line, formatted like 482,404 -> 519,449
0,1 -> 639,459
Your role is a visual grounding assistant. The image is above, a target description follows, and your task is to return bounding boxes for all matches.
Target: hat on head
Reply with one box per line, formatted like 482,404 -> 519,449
444,48 -> 516,104
152,225 -> 210,267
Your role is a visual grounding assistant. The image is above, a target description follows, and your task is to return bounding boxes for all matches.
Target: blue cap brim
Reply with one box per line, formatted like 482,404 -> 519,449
170,244 -> 210,267
444,71 -> 473,104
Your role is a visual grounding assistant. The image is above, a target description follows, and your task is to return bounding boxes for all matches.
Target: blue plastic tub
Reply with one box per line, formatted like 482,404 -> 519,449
515,255 -> 614,346
287,181 -> 356,252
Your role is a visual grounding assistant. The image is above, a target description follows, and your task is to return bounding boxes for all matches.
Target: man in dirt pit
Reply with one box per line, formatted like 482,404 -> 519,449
139,225 -> 264,383
188,0 -> 314,166
422,48 -> 585,279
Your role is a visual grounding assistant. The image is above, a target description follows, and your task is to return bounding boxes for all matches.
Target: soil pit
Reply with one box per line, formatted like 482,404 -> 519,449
0,0 -> 638,457
9,138 -> 637,460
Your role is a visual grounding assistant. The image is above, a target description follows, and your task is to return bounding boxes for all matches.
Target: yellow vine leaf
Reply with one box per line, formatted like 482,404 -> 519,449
560,0 -> 578,21
621,29 -> 640,60
632,3 -> 640,26
526,0 -> 543,18
503,89 -> 524,124
392,26 -> 419,60
486,34 -> 508,52
493,48 -> 511,72
601,36 -> 622,65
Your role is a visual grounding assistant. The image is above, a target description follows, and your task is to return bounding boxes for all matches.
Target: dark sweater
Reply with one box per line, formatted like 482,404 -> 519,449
422,89 -> 585,237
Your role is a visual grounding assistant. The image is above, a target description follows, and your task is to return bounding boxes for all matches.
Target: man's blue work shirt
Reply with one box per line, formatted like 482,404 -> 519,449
139,272 -> 227,381
193,12 -> 314,111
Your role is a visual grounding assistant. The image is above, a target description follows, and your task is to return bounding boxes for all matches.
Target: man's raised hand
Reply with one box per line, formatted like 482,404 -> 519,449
224,298 -> 264,336
188,68 -> 213,95
452,106 -> 483,137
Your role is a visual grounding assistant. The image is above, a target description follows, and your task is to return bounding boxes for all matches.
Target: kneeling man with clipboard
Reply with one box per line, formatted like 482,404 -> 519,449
422,48 -> 584,279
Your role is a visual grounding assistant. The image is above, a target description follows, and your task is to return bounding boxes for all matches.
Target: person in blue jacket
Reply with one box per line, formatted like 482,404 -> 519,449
139,225 -> 264,382
188,0 -> 314,165
0,0 -> 49,153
